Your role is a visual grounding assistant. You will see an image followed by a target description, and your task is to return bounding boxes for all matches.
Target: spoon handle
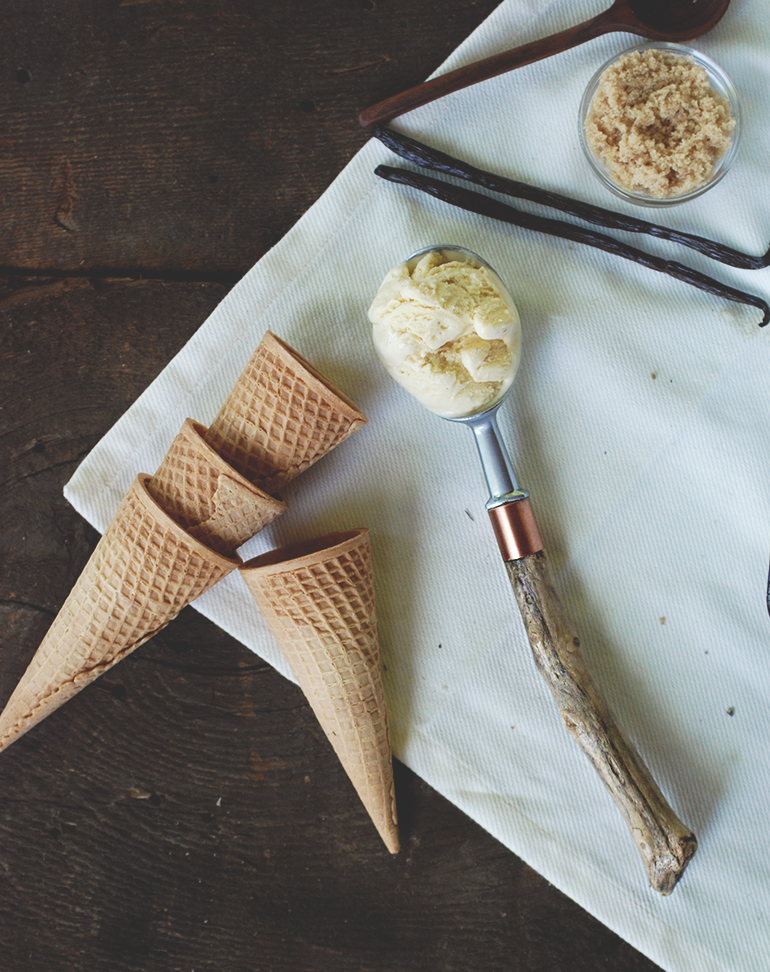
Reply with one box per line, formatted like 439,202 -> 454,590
359,10 -> 623,128
495,505 -> 697,893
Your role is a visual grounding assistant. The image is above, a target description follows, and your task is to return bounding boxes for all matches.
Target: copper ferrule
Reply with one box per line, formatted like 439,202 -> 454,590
488,496 -> 543,562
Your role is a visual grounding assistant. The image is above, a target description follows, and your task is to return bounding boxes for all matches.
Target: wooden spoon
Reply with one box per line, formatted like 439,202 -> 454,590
358,0 -> 731,128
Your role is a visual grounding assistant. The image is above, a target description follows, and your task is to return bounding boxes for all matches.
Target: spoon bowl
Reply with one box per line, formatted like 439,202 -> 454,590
359,0 -> 731,128
627,0 -> 730,37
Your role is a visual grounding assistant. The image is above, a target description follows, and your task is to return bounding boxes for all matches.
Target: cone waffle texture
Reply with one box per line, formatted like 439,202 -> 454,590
240,528 -> 399,853
205,331 -> 367,495
148,418 -> 287,556
0,475 -> 238,753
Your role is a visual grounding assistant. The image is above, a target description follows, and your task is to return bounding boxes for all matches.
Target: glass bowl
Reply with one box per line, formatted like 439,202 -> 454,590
578,42 -> 741,207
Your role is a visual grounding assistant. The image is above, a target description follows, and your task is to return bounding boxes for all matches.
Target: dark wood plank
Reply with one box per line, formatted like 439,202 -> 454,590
1,0 -> 506,275
0,2 -> 665,969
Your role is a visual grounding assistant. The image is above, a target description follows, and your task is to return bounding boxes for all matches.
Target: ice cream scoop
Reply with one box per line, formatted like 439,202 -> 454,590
369,246 -> 520,419
371,246 -> 697,894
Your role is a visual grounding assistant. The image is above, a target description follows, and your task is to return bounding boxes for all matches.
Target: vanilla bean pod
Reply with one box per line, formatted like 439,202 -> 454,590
373,126 -> 770,271
374,164 -> 770,326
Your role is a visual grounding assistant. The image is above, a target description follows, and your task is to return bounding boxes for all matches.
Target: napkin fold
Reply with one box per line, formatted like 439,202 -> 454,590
65,2 -> 770,969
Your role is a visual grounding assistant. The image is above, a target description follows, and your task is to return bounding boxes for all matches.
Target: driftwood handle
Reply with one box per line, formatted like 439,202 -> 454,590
504,548 -> 697,894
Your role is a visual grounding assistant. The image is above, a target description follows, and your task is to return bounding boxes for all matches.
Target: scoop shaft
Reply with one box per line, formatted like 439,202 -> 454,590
467,405 -> 520,503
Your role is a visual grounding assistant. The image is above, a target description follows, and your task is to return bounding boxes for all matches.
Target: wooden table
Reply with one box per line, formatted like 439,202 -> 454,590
0,3 -> 662,969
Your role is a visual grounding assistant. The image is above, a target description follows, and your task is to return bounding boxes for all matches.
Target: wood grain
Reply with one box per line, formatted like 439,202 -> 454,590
0,1 -> 665,968
0,0 -> 502,275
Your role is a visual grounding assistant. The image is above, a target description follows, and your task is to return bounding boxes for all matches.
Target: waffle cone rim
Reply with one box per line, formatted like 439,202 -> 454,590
239,527 -> 369,577
173,418 -> 288,512
133,474 -> 242,570
262,331 -> 367,426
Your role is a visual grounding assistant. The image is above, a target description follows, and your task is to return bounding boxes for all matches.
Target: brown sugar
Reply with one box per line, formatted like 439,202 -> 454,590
585,49 -> 735,199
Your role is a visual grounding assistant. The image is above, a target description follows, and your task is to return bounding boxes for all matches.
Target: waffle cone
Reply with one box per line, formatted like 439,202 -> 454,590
240,528 -> 399,853
205,331 -> 367,494
148,418 -> 287,556
0,475 -> 239,753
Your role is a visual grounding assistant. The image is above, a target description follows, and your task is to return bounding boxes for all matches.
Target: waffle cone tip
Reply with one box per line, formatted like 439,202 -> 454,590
0,475 -> 238,755
240,527 -> 399,853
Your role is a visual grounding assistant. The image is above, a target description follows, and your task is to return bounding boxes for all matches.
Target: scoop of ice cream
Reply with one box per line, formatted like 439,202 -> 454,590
369,248 -> 521,418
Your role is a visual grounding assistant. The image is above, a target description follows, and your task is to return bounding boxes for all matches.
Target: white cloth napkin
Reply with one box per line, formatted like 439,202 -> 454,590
65,2 -> 770,968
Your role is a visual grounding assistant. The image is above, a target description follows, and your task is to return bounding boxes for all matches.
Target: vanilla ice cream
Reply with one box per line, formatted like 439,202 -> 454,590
369,247 -> 521,418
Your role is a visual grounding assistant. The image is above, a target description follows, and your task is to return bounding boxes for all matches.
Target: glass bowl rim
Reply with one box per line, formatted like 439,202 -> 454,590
578,41 -> 742,207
